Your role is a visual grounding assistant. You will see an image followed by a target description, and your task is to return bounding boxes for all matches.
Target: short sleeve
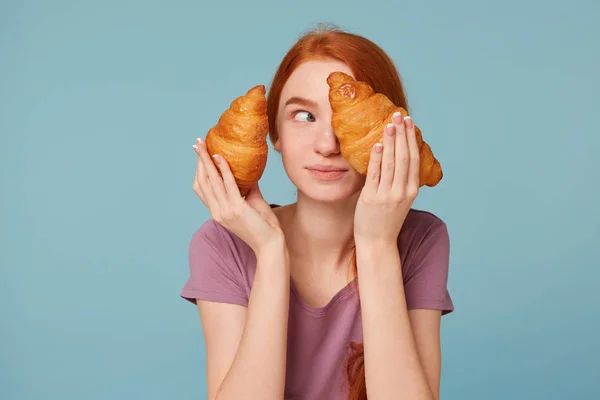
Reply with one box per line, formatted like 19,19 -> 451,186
180,220 -> 249,307
403,219 -> 454,315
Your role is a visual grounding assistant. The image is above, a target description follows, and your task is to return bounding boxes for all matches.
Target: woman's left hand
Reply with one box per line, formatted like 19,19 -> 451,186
354,112 -> 420,244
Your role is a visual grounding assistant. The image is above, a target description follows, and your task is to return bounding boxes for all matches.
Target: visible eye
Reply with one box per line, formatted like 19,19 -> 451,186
293,110 -> 316,122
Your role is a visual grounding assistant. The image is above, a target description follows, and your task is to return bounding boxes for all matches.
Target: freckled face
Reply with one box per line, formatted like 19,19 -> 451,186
273,59 -> 366,203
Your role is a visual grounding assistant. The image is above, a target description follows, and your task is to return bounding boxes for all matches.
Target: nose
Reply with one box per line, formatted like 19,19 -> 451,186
313,124 -> 341,157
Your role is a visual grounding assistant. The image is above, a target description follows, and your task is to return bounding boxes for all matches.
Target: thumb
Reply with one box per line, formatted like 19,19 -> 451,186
244,182 -> 263,200
245,183 -> 272,213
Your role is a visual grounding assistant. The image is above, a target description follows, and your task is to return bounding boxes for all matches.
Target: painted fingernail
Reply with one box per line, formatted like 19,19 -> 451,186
392,112 -> 403,124
386,123 -> 395,135
374,143 -> 383,153
212,154 -> 220,161
197,137 -> 203,143
404,116 -> 413,128
192,144 -> 198,150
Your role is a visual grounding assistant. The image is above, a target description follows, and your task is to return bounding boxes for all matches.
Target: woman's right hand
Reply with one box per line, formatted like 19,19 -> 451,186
192,137 -> 285,255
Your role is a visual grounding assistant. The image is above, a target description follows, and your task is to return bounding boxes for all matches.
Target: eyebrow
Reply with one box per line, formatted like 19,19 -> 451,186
284,96 -> 318,109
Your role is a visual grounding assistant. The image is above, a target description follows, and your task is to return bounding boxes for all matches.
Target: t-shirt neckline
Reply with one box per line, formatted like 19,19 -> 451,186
289,277 -> 358,317
269,203 -> 358,316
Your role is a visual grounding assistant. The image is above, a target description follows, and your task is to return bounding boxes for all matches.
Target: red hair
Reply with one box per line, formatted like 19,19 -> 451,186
266,24 -> 410,400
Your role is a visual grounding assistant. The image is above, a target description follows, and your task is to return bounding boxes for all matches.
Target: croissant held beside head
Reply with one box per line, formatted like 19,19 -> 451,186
327,71 -> 443,187
205,85 -> 269,197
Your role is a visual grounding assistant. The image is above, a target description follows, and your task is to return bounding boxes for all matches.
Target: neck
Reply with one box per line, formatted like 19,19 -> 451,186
283,192 -> 359,274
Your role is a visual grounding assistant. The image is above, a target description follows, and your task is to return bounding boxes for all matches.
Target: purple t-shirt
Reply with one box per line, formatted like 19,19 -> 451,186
181,207 -> 454,399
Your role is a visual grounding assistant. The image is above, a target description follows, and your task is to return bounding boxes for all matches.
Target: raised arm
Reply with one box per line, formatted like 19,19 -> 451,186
198,240 -> 290,400
190,137 -> 292,400
352,114 -> 452,399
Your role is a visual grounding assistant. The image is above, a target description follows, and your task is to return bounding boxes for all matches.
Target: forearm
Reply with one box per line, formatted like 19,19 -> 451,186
355,239 -> 434,400
216,239 -> 291,400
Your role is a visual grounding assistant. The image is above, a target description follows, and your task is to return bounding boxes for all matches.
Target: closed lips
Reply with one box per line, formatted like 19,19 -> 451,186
307,166 -> 348,171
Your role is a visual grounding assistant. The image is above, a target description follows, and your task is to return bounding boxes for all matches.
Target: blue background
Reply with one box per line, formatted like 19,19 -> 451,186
1,0 -> 598,399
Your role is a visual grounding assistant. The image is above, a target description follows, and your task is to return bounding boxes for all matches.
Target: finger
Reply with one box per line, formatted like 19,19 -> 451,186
196,138 -> 228,205
246,183 -> 271,214
192,167 -> 208,204
379,123 -> 396,191
212,154 -> 241,200
244,182 -> 261,201
391,112 -> 409,193
364,142 -> 384,192
192,141 -> 217,208
404,117 -> 420,194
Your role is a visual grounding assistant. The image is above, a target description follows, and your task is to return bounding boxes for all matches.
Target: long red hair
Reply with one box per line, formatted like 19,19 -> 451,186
265,24 -> 410,400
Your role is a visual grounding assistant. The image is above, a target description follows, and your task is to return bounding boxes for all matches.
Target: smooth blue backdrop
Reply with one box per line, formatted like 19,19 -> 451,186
2,1 -> 598,399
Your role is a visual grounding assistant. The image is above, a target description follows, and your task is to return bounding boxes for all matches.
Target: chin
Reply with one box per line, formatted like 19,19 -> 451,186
301,187 -> 360,204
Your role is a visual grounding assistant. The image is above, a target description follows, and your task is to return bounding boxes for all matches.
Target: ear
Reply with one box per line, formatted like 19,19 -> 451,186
273,138 -> 281,152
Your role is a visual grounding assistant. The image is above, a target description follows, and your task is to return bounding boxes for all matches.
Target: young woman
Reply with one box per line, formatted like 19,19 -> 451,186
182,26 -> 454,400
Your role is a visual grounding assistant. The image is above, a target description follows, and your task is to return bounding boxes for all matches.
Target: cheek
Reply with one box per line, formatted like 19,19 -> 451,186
279,141 -> 308,168
277,138 -> 313,183
278,125 -> 315,156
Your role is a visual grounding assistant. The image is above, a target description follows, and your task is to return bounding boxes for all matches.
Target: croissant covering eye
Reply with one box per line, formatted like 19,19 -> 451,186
326,71 -> 443,187
205,85 -> 270,196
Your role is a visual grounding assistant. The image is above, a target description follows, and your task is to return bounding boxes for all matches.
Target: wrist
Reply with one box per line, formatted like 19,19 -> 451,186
354,238 -> 401,275
254,235 -> 290,266
354,236 -> 398,253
